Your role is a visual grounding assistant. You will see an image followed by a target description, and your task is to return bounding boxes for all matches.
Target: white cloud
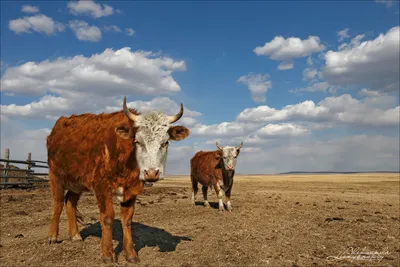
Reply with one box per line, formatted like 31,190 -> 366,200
254,35 -> 325,70
338,34 -> 365,50
21,5 -> 39,13
1,47 -> 186,97
337,28 -> 350,42
302,68 -> 318,82
289,82 -> 334,94
104,25 -> 121,32
235,135 -> 399,173
126,28 -> 135,36
237,94 -> 399,128
256,123 -> 310,138
322,26 -> 400,92
9,14 -> 65,35
375,0 -> 393,8
69,20 -> 102,42
0,120 -> 50,164
277,61 -> 294,70
67,0 -> 114,18
237,73 -> 272,103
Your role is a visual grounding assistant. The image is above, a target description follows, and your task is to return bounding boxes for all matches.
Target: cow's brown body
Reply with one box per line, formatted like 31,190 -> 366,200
190,150 -> 235,211
46,98 -> 190,264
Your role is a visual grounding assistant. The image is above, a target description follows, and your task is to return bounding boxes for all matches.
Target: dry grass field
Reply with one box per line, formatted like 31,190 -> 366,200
0,173 -> 399,267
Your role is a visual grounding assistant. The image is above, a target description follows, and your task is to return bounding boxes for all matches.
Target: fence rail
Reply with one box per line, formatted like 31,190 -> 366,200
1,148 -> 49,189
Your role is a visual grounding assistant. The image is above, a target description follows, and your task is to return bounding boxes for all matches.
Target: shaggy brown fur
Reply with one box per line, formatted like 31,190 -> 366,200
46,106 -> 191,264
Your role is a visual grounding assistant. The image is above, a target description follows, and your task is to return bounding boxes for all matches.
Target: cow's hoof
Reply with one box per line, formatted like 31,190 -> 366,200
219,206 -> 225,212
48,236 -> 57,244
71,234 -> 83,242
126,256 -> 140,264
204,201 -> 210,207
101,257 -> 113,264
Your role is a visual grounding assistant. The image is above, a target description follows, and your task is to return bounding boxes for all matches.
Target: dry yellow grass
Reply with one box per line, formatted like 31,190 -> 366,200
0,173 -> 399,266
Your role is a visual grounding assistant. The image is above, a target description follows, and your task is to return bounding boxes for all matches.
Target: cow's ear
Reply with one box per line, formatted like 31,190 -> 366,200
168,126 -> 190,141
236,149 -> 241,157
115,125 -> 132,139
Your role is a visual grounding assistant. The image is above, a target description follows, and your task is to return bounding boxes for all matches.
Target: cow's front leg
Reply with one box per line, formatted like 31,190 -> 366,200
95,190 -> 115,263
120,197 -> 140,263
225,181 -> 233,212
213,184 -> 225,211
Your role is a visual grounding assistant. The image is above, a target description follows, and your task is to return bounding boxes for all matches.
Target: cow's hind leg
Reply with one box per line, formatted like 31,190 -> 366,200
213,184 -> 225,212
120,197 -> 140,263
95,189 -> 116,263
202,185 -> 210,207
190,174 -> 198,206
65,190 -> 83,241
48,173 -> 64,244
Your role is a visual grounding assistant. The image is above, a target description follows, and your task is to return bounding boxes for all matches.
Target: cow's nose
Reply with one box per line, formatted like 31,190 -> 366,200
144,169 -> 160,182
227,166 -> 234,170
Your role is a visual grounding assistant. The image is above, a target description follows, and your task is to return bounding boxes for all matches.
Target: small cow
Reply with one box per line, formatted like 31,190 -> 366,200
46,96 -> 190,263
190,141 -> 243,211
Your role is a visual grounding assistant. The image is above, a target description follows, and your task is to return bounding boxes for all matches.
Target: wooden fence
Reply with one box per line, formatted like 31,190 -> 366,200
0,148 -> 49,189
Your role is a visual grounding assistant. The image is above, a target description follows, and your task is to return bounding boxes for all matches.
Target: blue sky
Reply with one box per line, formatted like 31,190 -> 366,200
1,0 -> 399,174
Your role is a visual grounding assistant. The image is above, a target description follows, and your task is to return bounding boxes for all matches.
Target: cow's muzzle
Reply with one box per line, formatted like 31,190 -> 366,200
144,168 -> 161,182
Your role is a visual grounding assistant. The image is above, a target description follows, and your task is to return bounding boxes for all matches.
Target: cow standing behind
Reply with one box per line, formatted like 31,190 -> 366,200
190,141 -> 243,212
46,96 -> 190,263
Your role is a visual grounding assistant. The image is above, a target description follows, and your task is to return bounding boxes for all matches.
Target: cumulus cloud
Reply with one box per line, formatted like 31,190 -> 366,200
103,25 -> 121,33
67,0 -> 114,18
321,26 -> 400,92
21,5 -> 39,13
237,94 -> 399,128
1,47 -> 186,97
256,123 -> 310,138
126,28 -> 135,36
69,20 -> 102,42
253,35 -> 325,70
9,14 -> 65,35
237,73 -> 272,103
337,28 -> 350,42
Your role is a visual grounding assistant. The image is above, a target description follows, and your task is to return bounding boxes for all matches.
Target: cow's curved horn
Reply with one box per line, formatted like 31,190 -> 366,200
236,142 -> 243,150
167,103 -> 184,123
216,141 -> 223,151
123,96 -> 138,122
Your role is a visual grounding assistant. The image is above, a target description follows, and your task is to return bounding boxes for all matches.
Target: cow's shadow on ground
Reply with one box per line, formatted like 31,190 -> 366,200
80,220 -> 192,257
194,201 -> 219,209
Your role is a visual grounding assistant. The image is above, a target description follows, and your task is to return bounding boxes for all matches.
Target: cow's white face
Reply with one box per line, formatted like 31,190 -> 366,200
220,146 -> 240,171
134,112 -> 177,181
115,97 -> 190,182
216,141 -> 243,172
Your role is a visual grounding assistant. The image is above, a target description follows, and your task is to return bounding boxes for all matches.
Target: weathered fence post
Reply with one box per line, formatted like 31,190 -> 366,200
4,149 -> 10,184
26,152 -> 32,184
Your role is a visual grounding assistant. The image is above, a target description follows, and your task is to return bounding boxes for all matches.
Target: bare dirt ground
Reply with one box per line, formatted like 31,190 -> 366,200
0,173 -> 399,267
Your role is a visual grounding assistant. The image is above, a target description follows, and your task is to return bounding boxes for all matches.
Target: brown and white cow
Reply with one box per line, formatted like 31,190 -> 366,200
190,141 -> 243,212
46,96 -> 190,263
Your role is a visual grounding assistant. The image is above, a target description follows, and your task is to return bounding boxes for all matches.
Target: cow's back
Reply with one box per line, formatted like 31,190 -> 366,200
190,150 -> 222,185
47,110 -> 137,186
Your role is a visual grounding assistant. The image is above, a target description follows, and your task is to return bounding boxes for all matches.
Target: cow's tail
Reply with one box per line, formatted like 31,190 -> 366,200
65,190 -> 85,226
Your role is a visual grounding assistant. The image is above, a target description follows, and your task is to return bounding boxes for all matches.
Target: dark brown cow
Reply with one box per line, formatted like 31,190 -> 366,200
46,96 -> 190,263
190,141 -> 243,212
